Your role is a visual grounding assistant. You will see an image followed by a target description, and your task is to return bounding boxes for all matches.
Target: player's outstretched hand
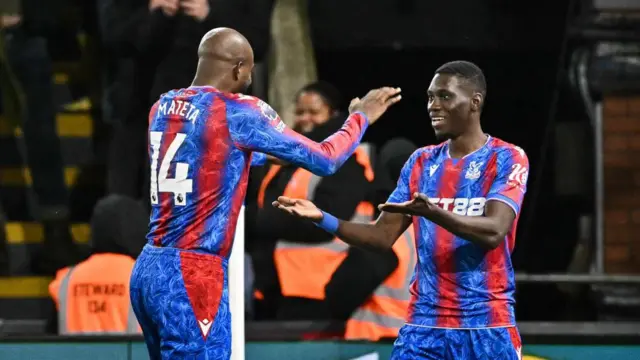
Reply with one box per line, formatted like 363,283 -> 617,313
378,192 -> 434,217
349,87 -> 402,125
272,196 -> 323,221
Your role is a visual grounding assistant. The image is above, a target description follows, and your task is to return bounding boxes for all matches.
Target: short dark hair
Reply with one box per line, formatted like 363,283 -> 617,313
296,81 -> 343,111
435,61 -> 487,96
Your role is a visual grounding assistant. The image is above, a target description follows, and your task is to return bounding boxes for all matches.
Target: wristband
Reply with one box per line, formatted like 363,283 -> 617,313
314,211 -> 339,234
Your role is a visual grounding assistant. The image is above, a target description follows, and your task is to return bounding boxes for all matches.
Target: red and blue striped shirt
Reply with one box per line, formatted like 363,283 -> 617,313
146,86 -> 368,257
388,136 -> 529,328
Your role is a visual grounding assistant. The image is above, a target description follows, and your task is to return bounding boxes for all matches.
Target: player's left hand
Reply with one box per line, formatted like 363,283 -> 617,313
378,192 -> 434,216
181,0 -> 210,21
272,196 -> 323,221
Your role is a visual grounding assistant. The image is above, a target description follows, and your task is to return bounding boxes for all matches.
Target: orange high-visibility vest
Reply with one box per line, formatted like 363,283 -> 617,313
48,253 -> 141,334
262,145 -> 374,300
275,203 -> 374,300
344,225 -> 417,341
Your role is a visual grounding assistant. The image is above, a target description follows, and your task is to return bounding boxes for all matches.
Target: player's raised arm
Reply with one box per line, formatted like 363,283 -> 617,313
380,146 -> 529,249
272,149 -> 420,250
230,87 -> 401,176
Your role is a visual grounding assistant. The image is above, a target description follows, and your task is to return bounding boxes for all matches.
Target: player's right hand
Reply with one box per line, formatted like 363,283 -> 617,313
348,87 -> 402,125
272,196 -> 323,222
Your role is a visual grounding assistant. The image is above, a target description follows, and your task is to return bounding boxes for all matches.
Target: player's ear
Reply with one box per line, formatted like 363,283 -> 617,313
471,93 -> 483,112
232,61 -> 243,81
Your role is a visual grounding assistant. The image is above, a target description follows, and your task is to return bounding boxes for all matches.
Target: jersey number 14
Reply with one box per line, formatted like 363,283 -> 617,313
149,131 -> 193,206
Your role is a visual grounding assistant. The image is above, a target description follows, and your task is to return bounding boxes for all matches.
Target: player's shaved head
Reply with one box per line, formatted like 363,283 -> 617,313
192,28 -> 255,93
198,28 -> 252,62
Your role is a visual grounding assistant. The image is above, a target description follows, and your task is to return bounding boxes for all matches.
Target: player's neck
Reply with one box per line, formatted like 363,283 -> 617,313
191,74 -> 212,87
448,129 -> 488,159
191,77 -> 223,90
191,68 -> 234,92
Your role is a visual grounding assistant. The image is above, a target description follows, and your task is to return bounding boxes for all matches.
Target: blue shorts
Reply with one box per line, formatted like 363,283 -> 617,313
391,324 -> 521,360
130,244 -> 231,360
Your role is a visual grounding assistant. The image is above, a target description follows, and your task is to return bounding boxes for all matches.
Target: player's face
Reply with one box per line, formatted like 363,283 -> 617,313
427,74 -> 473,140
294,92 -> 334,133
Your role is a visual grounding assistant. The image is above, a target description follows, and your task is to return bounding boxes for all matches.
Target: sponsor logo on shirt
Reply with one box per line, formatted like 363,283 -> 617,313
257,100 -> 279,122
274,120 -> 286,133
429,164 -> 439,176
429,197 -> 486,216
465,161 -> 483,180
508,164 -> 528,190
198,318 -> 212,338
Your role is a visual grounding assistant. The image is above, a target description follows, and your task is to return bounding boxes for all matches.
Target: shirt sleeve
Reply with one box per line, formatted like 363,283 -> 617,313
229,97 -> 369,176
387,150 -> 421,204
486,146 -> 529,215
250,152 -> 268,167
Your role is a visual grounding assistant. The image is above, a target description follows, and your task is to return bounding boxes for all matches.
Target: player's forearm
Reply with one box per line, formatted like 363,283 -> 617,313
234,104 -> 367,176
335,220 -> 396,251
314,212 -> 396,251
299,112 -> 369,176
423,207 -> 506,249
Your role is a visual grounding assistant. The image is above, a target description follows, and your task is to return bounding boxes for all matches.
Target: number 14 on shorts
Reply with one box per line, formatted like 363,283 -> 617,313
149,131 -> 193,206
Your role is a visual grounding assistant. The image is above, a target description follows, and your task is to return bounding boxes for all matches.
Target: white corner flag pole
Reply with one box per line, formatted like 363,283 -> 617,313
229,205 -> 246,360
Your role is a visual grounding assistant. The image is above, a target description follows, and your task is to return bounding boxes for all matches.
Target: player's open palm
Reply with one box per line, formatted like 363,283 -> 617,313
272,196 -> 323,221
378,192 -> 433,216
349,87 -> 402,125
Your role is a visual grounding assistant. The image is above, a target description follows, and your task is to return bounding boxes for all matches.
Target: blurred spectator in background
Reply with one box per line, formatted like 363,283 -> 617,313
292,81 -> 341,133
99,0 -> 274,206
250,82 -> 391,321
100,0 -> 217,202
0,0 -> 82,275
344,138 -> 417,341
48,194 -> 148,335
67,0 -> 110,163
